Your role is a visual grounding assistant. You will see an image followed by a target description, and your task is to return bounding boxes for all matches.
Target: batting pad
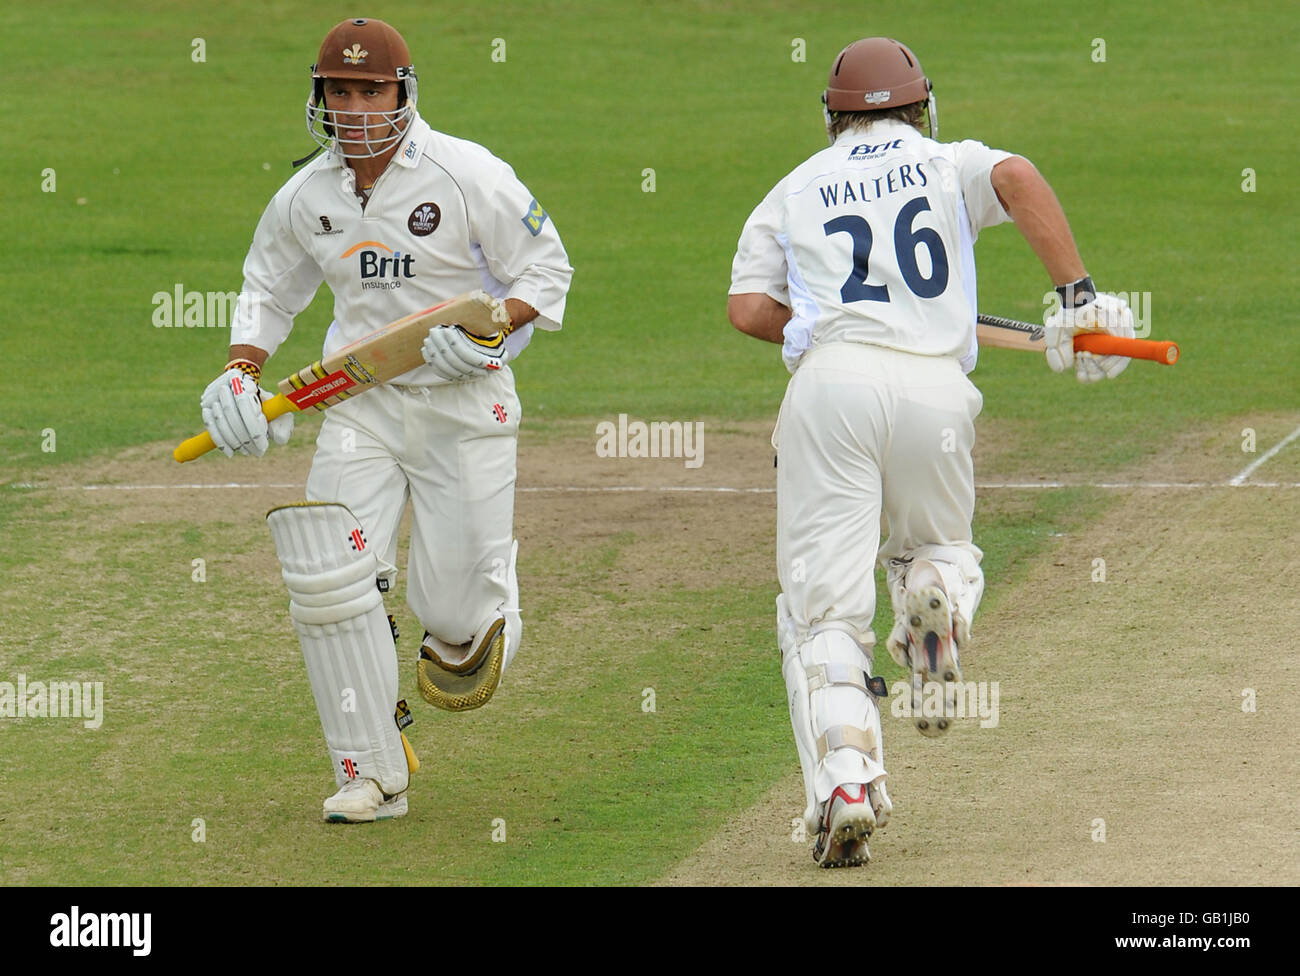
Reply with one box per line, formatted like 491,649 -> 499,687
798,628 -> 887,811
267,502 -> 409,797
777,594 -> 820,833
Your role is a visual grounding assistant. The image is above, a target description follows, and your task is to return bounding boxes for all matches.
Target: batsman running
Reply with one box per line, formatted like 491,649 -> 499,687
195,18 -> 572,822
728,37 -> 1135,866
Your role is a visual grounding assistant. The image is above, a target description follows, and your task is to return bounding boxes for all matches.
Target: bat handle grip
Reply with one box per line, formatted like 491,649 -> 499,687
172,393 -> 299,463
1074,334 -> 1180,365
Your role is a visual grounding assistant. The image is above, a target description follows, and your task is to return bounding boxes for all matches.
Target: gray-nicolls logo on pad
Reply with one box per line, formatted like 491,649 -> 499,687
50,906 -> 151,956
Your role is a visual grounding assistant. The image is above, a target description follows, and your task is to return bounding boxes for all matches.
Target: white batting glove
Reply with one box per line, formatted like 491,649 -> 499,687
263,388 -> 295,447
1044,285 -> 1135,383
421,325 -> 508,382
200,367 -> 292,458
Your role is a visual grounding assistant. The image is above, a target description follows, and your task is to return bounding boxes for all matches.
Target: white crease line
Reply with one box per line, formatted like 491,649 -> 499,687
519,485 -> 772,494
17,483 -> 305,491
9,481 -> 1300,494
974,482 -> 1300,489
1228,422 -> 1300,486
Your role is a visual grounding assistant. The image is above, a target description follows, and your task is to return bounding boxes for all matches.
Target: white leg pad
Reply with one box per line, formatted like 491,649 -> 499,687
884,545 -> 984,665
502,539 -> 521,673
802,630 -> 886,805
780,596 -> 887,833
777,594 -> 819,833
899,545 -> 984,625
268,503 -> 409,797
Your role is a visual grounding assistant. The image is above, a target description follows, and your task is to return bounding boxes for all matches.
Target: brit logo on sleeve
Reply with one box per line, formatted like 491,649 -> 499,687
521,198 -> 548,236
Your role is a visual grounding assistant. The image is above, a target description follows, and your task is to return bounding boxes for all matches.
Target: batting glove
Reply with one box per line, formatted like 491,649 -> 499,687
1044,283 -> 1135,383
200,365 -> 293,458
421,325 -> 508,382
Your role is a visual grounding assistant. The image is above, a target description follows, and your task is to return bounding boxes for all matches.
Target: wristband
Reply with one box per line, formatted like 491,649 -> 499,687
1055,275 -> 1096,309
223,359 -> 262,385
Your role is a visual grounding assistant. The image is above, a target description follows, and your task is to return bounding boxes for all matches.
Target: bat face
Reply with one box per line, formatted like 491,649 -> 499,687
278,290 -> 503,411
976,314 -> 1046,351
172,289 -> 506,461
281,355 -> 377,411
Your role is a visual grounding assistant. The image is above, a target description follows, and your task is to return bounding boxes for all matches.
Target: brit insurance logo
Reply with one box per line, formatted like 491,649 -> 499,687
340,240 -> 416,290
407,202 -> 441,237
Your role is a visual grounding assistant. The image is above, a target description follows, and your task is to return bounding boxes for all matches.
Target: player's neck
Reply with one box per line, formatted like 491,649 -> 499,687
348,150 -> 397,195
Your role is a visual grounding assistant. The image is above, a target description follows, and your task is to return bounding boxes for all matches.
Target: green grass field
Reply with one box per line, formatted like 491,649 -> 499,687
1,0 -> 1295,886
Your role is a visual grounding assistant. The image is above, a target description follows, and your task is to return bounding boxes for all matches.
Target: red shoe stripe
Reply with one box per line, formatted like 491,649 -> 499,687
830,784 -> 868,806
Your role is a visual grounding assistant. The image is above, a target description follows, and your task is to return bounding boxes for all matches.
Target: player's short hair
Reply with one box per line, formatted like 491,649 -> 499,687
828,99 -> 926,140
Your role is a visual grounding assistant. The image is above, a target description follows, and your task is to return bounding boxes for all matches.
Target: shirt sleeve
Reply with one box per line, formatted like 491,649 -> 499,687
729,182 -> 790,305
229,191 -> 325,358
465,160 -> 573,332
952,139 -> 1014,236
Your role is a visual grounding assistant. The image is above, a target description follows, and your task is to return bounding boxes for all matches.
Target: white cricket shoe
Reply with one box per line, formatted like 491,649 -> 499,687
813,782 -> 887,868
903,585 -> 966,738
323,778 -> 408,824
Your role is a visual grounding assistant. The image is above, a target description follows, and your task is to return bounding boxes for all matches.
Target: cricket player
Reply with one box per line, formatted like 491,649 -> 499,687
727,37 -> 1134,866
197,18 -> 572,822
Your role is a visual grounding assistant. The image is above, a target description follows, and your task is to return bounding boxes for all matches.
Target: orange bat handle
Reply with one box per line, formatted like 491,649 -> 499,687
1074,334 -> 1180,365
172,393 -> 300,463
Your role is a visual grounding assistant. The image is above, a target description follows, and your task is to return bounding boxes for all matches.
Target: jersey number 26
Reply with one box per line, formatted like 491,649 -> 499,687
823,196 -> 949,303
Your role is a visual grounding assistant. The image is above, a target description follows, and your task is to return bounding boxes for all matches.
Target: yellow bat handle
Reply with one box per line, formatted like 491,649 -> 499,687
172,393 -> 299,463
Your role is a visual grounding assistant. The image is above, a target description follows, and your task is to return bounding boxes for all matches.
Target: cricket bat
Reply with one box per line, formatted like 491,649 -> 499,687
976,314 -> 1180,365
174,290 -> 508,463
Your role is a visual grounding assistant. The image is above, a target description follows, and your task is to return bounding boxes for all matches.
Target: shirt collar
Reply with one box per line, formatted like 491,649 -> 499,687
391,113 -> 429,168
833,118 -> 920,146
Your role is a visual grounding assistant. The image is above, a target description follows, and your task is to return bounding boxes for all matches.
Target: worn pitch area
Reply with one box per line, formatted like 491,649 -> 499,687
1,416 -> 1294,884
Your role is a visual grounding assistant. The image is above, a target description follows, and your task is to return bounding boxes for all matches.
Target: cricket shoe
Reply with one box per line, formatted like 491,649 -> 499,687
323,778 -> 408,824
903,585 -> 966,738
812,782 -> 888,868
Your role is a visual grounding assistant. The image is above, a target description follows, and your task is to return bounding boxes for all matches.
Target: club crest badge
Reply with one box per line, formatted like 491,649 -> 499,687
408,202 -> 441,236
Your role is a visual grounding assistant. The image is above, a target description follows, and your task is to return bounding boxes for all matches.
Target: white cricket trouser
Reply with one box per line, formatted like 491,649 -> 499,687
776,342 -> 984,649
305,369 -> 521,645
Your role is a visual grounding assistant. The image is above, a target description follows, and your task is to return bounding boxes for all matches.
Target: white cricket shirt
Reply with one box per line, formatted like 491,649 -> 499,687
730,119 -> 1011,372
230,114 -> 573,384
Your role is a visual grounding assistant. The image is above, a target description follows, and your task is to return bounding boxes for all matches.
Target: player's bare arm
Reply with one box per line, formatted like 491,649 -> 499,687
504,298 -> 538,330
727,292 -> 791,344
990,155 -> 1087,286
991,155 -> 1137,380
226,344 -> 270,371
